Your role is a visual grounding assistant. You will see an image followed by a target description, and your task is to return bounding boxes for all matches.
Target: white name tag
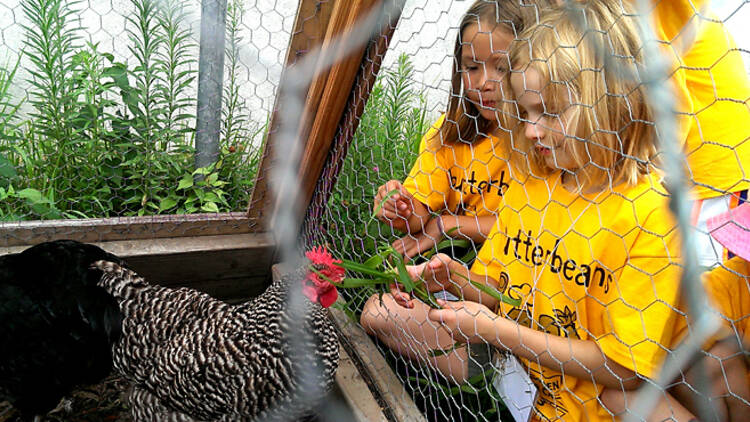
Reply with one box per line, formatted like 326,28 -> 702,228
492,353 -> 538,422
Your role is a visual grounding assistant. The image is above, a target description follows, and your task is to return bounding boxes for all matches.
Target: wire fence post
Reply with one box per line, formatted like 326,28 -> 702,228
195,0 -> 227,175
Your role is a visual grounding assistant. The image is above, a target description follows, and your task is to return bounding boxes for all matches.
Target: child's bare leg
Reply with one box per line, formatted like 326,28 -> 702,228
600,387 -> 697,422
360,293 -> 471,383
671,337 -> 750,422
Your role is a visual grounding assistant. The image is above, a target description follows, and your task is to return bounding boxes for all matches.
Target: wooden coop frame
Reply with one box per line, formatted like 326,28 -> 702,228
0,0 -> 424,420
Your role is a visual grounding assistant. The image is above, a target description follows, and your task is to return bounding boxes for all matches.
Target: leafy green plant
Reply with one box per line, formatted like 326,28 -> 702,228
155,0 -> 196,150
326,53 -> 429,266
2,0 -> 261,220
220,0 -> 265,208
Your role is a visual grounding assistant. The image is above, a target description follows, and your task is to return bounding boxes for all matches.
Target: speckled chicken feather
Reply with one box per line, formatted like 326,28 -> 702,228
93,260 -> 339,422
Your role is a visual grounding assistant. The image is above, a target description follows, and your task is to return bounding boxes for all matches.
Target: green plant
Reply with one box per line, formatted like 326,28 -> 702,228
220,0 -> 265,208
0,56 -> 22,190
326,53 -> 429,266
155,0 -> 196,150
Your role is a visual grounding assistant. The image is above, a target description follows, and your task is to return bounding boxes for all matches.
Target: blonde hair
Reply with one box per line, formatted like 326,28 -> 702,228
429,0 -> 556,150
509,0 -> 657,189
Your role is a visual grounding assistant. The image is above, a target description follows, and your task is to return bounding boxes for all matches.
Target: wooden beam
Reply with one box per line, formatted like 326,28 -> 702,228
0,212 -> 256,247
329,305 -> 426,422
1,233 -> 276,302
247,0 -> 336,224
294,0 -> 380,221
302,2 -> 404,238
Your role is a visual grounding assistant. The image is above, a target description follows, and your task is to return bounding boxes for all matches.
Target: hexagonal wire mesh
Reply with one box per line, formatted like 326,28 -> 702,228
0,0 -> 748,421
299,0 -> 750,421
0,0 -> 298,224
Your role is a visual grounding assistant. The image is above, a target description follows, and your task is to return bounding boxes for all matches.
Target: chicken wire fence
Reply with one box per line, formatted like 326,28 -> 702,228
0,0 -> 749,421
0,0 -> 297,229
296,0 -> 750,421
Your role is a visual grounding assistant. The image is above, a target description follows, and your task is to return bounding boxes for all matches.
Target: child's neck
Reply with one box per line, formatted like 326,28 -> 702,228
560,171 -> 608,195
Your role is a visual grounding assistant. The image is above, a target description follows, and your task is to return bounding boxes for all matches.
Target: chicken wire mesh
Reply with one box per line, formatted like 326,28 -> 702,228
298,0 -> 750,421
0,0 -> 749,421
0,0 -> 303,236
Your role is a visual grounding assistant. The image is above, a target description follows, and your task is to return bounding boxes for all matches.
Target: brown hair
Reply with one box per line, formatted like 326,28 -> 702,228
509,0 -> 657,189
428,0 -> 556,150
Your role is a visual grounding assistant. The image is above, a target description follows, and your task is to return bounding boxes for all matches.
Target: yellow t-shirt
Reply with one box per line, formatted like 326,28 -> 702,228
473,174 -> 683,422
651,0 -> 750,198
403,115 -> 513,217
703,256 -> 750,350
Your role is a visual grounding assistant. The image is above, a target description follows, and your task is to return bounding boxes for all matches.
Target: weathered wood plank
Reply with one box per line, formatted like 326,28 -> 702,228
336,339 -> 390,422
329,305 -> 426,422
0,212 -> 256,247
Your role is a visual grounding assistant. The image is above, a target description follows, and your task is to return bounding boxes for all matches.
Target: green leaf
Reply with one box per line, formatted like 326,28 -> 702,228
0,154 -> 18,181
392,249 -> 417,292
158,197 -> 177,212
336,277 -> 392,288
338,258 -> 395,279
428,341 -> 465,357
362,251 -> 385,269
447,272 -> 522,307
200,201 -> 219,213
17,188 -> 45,203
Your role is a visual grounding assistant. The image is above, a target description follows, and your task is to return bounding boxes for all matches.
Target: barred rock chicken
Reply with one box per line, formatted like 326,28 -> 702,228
95,258 -> 340,421
1,240 -> 340,422
0,240 -> 125,420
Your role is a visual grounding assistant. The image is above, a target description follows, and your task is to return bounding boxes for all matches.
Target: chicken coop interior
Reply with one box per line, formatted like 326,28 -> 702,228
1,0 -> 749,421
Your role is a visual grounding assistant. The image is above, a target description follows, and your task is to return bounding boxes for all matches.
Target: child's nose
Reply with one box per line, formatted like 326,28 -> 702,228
525,120 -> 545,140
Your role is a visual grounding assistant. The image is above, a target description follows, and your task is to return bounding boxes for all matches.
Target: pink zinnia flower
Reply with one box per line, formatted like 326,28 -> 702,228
303,246 -> 344,308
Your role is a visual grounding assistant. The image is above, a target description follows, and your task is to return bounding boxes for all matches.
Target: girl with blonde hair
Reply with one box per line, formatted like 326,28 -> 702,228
394,1 -> 691,420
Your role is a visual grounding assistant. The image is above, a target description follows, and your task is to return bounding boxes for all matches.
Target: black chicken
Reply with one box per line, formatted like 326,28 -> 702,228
0,240 -> 125,420
1,240 -> 340,421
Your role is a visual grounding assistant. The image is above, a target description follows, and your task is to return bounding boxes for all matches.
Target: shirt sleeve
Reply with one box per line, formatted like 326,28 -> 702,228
403,114 -> 453,212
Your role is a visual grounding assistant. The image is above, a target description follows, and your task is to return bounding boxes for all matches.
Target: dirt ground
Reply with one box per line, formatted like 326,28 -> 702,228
0,375 -> 350,422
0,374 -> 131,422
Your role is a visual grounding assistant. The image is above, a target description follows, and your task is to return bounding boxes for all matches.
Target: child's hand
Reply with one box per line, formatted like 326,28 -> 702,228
427,299 -> 496,343
373,180 -> 414,225
414,253 -> 459,292
391,216 -> 443,259
390,254 -> 460,309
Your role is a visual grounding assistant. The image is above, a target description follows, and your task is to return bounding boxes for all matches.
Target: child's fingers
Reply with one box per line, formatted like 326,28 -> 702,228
389,284 -> 413,308
427,301 -> 456,325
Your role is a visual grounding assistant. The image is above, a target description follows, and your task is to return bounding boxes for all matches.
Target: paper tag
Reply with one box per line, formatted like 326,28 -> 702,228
492,353 -> 538,422
433,290 -> 460,301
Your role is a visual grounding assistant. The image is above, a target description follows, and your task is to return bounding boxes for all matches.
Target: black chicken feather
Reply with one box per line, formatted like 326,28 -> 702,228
0,240 -> 125,420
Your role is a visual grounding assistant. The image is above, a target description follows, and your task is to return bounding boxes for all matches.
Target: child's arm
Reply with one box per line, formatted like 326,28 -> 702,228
373,180 -> 431,234
428,300 -> 644,389
392,214 -> 497,259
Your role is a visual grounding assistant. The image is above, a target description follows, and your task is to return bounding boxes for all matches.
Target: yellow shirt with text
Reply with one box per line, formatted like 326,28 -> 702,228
473,174 -> 683,421
403,115 -> 512,217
